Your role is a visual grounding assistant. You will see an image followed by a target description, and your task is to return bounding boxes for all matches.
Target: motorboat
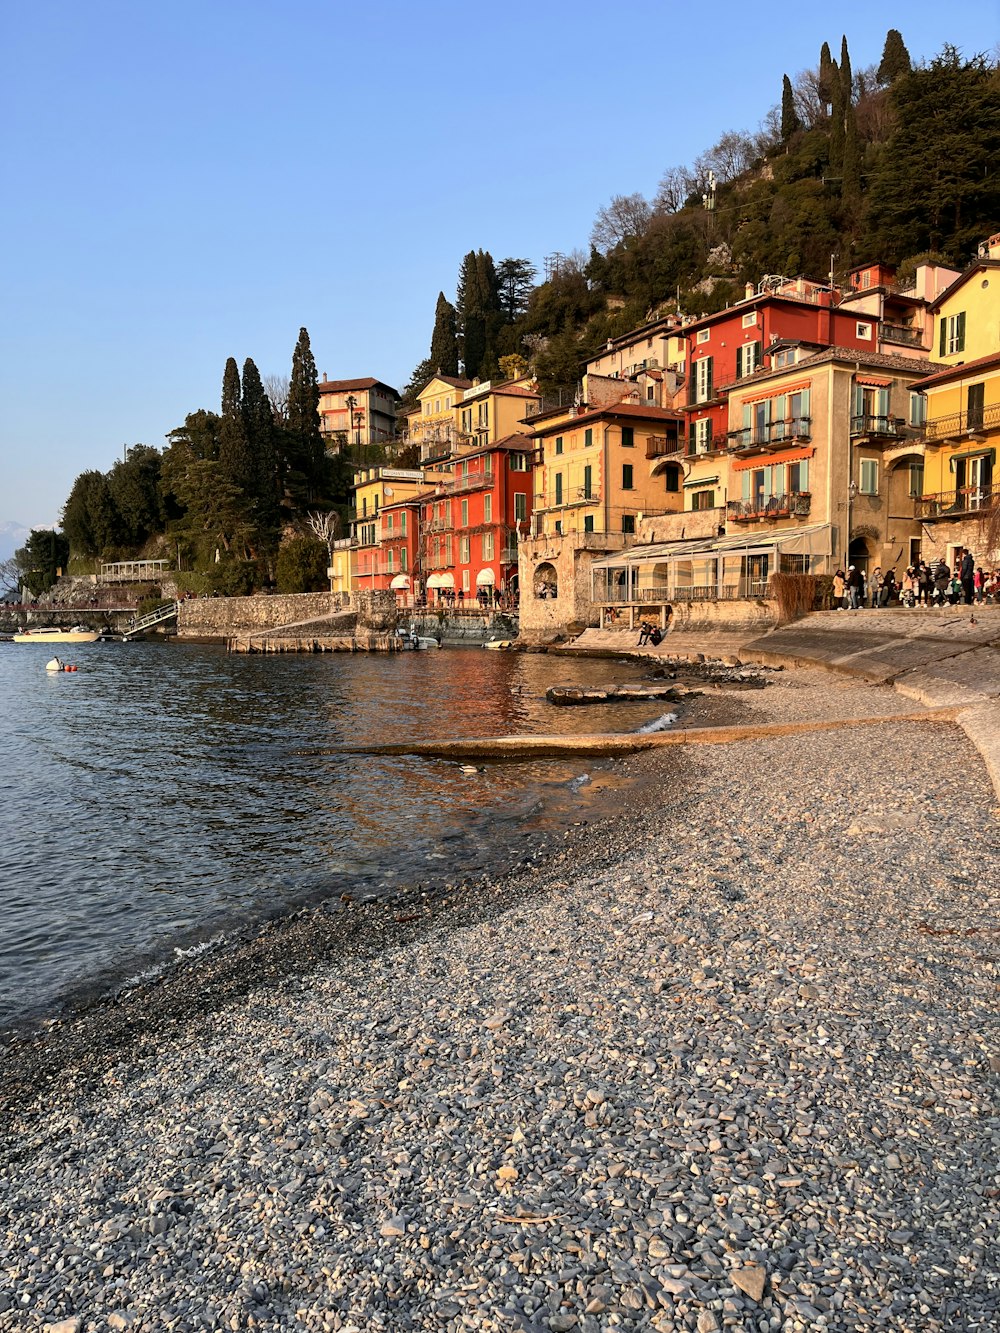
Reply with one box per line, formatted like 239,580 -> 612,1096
12,625 -> 100,643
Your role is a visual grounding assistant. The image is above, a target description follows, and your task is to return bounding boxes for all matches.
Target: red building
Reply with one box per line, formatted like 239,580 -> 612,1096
420,434 -> 536,605
683,276 -> 877,457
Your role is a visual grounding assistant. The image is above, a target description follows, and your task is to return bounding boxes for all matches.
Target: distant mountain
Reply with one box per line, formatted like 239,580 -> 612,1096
0,521 -> 32,562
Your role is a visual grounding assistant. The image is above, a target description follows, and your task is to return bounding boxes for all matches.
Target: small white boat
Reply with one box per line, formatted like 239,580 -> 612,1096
13,625 -> 100,644
483,639 -> 513,651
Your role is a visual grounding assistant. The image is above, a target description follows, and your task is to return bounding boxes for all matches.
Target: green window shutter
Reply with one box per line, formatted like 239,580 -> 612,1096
736,346 -> 744,379
584,465 -> 592,499
555,473 -> 563,504
853,383 -> 864,419
939,319 -> 947,356
878,388 -> 890,418
584,427 -> 593,447
956,310 -> 966,352
689,422 -> 697,453
705,357 -> 713,400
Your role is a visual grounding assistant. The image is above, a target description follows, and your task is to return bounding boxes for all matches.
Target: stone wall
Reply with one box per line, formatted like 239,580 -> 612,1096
921,517 -> 998,567
518,533 -> 625,642
177,593 -> 343,639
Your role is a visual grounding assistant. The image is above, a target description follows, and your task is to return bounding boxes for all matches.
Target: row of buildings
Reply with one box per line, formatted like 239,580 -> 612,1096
327,232 -> 1000,637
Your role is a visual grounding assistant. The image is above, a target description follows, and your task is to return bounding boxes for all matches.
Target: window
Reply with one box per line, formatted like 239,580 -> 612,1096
387,550 -> 394,572
446,397 -> 452,409
482,531 -> 494,559
463,570 -> 470,592
697,328 -> 711,343
460,499 -> 468,527
787,460 -> 809,493
665,466 -> 680,493
510,452 -> 528,471
554,436 -> 563,454
621,426 -> 634,447
940,311 -> 966,356
514,492 -> 526,521
584,427 -> 593,447
647,385 -> 655,401
690,418 -> 713,453
400,512 -> 407,535
584,515 -> 594,533
622,463 -> 634,490
695,356 -> 714,404
555,520 -> 562,534
968,382 -> 985,430
742,312 -> 758,328
385,513 -> 393,532
774,348 -> 797,368
555,473 -> 563,505
622,514 -> 635,534
460,536 -> 470,563
736,341 -> 761,379
908,462 -> 924,497
483,494 -> 492,523
909,393 -> 927,428
583,465 -> 593,499
859,458 -> 878,495
691,490 -> 716,510
856,322 -> 872,340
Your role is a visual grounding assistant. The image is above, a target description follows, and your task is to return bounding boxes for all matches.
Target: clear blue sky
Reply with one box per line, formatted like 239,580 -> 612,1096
0,0 -> 993,527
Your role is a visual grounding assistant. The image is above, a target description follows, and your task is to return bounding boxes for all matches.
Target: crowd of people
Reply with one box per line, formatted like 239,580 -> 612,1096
832,549 -> 999,609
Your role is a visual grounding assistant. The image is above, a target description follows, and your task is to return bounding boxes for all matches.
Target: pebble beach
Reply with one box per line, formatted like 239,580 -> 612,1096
2,667 -> 998,1333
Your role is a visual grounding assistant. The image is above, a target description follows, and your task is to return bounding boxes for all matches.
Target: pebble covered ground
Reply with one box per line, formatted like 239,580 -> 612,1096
1,669 -> 998,1333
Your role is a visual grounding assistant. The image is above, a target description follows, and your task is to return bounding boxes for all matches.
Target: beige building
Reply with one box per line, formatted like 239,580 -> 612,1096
584,315 -> 688,410
318,376 -> 400,449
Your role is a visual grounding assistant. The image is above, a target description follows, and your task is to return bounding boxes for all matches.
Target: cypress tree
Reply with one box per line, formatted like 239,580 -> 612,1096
829,71 -> 845,177
841,105 -> 862,211
818,42 -> 836,109
781,74 -> 800,140
287,327 -> 324,500
242,357 -> 279,535
456,251 -> 484,378
429,292 -> 459,375
840,35 -> 853,106
878,29 -> 911,84
218,357 -> 253,498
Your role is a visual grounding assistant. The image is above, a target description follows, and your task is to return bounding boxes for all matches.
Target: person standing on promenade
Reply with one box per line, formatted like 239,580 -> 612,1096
960,548 -> 975,605
846,565 -> 862,610
869,567 -> 882,608
918,560 -> 932,605
833,569 -> 846,608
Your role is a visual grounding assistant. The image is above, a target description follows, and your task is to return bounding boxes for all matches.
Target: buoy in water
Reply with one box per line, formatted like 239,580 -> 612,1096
45,658 -> 78,673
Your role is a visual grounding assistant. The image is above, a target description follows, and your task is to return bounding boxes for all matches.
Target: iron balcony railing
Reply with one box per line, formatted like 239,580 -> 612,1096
444,469 -> 494,495
728,418 -> 812,450
850,414 -> 908,439
914,482 -> 1000,519
923,402 -> 1000,441
878,322 -> 924,347
727,492 -> 812,521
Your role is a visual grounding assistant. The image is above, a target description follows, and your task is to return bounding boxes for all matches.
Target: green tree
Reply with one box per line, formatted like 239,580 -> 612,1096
107,445 -> 163,547
534,318 -> 583,396
781,74 -> 800,139
242,356 -> 279,540
818,42 -> 837,108
839,35 -> 853,104
218,357 -> 253,500
62,469 -> 119,557
275,533 -> 329,593
496,258 -> 537,322
456,250 -> 501,379
878,29 -> 911,85
16,529 -> 70,596
865,48 -> 1000,260
841,104 -> 862,212
285,327 -> 324,503
429,292 -> 459,375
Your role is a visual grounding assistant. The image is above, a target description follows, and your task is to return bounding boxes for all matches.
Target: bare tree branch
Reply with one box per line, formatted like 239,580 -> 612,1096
589,192 -> 653,253
263,373 -> 290,425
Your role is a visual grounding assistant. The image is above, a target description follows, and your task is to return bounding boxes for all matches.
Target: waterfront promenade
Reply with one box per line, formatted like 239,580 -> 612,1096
1,637 -> 997,1332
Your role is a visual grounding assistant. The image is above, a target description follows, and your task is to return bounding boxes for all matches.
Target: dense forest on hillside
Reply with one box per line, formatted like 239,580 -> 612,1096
26,29 -> 999,599
405,31 -> 1000,399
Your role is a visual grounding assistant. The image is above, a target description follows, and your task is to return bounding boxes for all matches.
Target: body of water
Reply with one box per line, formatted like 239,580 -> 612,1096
0,640 -> 673,1030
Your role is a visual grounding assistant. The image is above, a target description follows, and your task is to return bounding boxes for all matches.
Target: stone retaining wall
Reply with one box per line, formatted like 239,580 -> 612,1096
177,593 -> 342,638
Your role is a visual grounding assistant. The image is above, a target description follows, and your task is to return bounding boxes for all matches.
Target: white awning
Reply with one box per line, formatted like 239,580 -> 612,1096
590,523 -> 833,570
475,567 -> 496,586
389,574 -> 410,590
426,572 -> 455,589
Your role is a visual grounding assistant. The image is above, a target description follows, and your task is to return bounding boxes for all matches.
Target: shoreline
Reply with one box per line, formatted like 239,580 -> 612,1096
2,667 -> 998,1331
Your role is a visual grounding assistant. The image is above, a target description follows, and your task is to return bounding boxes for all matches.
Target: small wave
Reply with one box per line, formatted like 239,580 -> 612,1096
173,933 -> 227,961
635,711 -> 678,735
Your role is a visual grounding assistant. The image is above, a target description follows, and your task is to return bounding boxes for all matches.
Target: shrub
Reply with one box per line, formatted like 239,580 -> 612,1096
770,572 -> 820,622
275,535 -> 328,594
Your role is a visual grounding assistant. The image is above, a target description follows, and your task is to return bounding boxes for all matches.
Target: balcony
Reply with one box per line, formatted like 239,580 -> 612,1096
923,402 -> 1000,443
850,414 -> 908,442
727,492 -> 812,522
423,516 -> 453,533
646,434 -> 685,460
444,468 -> 494,495
878,322 -> 924,348
728,419 -> 812,454
914,482 -> 1000,520
539,486 -> 602,511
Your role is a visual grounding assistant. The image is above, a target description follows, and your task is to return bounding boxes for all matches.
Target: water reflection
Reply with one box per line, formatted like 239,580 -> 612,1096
0,642 -> 666,1027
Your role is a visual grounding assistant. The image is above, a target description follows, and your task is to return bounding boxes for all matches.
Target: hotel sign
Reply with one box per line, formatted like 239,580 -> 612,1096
462,380 -> 491,400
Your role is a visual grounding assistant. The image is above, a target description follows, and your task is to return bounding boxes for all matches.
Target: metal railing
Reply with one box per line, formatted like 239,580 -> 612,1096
728,418 -> 811,449
646,434 -> 685,459
444,469 -> 494,495
850,414 -> 908,439
914,482 -> 1000,519
727,492 -> 811,520
923,402 -> 1000,441
878,322 -> 924,347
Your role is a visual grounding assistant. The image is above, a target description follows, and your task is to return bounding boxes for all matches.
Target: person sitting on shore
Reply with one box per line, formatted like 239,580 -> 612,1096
638,620 -> 653,646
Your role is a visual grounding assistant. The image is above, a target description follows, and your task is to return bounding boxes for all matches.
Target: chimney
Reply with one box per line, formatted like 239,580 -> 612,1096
744,282 -> 754,300
322,373 -> 327,383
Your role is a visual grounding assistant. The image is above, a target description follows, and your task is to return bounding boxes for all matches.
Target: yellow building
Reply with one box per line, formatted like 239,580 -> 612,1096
455,379 -> 540,451
912,234 -> 1000,563
409,374 -> 472,459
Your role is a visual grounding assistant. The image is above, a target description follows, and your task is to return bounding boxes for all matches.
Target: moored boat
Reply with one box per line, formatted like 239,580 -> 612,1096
12,625 -> 100,644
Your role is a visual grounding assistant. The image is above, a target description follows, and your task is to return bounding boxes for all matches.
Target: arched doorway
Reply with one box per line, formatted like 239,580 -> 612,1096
533,561 -> 558,601
848,536 -> 873,576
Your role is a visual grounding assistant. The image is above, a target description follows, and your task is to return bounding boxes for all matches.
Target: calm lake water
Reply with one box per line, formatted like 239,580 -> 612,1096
0,640 -> 674,1030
